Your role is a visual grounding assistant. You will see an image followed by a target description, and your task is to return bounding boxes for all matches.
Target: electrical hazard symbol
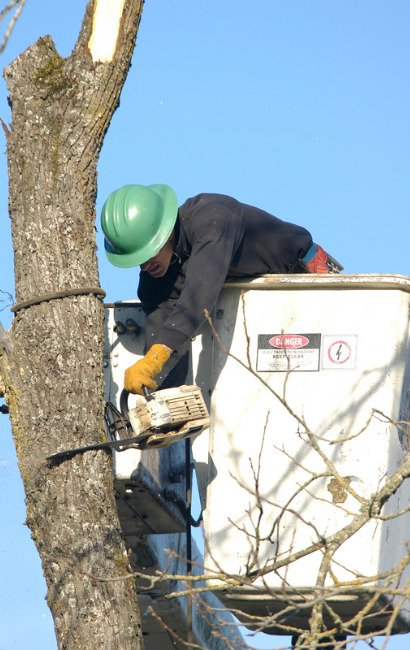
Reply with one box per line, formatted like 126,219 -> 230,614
328,341 -> 351,364
321,335 -> 358,370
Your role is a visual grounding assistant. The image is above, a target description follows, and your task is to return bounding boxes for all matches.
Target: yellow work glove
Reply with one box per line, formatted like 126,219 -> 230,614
124,344 -> 171,395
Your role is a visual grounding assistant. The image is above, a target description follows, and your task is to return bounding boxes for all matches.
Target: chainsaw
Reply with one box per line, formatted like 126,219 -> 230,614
47,384 -> 210,463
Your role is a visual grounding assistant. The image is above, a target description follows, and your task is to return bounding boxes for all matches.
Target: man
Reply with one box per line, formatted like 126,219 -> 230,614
101,184 -> 342,395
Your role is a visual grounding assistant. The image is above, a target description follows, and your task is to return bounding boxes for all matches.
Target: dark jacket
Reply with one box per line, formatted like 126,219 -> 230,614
138,193 -> 312,352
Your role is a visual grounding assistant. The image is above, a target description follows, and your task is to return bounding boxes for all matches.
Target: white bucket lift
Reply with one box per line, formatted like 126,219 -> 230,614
104,273 -> 410,641
194,274 -> 410,635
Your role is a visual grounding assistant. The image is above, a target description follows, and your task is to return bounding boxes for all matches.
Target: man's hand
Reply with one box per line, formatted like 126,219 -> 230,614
124,344 -> 172,395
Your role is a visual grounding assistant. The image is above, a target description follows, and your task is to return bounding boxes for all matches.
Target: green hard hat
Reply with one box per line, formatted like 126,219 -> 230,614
101,184 -> 178,268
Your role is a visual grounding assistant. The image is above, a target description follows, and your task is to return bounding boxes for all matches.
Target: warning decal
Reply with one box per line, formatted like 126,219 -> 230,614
257,333 -> 321,372
321,335 -> 358,369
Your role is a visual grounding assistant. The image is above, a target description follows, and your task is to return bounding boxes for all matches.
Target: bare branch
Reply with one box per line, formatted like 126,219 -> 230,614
0,0 -> 26,53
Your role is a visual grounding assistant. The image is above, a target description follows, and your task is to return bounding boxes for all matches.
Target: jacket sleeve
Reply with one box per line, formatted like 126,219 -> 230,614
146,202 -> 245,351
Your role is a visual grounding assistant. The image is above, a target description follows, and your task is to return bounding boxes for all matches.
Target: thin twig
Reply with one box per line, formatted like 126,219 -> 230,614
0,0 -> 26,53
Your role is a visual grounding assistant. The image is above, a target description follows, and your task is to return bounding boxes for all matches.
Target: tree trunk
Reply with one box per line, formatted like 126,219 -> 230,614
1,2 -> 145,647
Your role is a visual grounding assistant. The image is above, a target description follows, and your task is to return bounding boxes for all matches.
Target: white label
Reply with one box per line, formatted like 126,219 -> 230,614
257,333 -> 321,372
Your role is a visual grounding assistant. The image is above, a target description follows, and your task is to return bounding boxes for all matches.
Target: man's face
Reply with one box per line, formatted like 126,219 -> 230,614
140,235 -> 174,278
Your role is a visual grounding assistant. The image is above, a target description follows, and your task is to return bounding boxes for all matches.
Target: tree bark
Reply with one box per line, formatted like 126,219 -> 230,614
1,1 -> 145,648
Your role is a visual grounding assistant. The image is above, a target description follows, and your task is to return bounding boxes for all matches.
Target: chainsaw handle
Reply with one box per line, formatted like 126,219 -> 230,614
120,386 -> 152,420
120,389 -> 130,421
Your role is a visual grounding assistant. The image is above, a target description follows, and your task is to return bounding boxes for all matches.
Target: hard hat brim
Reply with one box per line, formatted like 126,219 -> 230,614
104,184 -> 178,268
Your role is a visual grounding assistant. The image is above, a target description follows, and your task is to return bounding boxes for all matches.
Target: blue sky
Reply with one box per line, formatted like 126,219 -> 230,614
0,1 -> 409,648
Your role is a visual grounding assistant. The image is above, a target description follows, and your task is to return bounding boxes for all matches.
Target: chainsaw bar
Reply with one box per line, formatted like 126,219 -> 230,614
47,425 -> 206,463
47,400 -> 206,463
46,432 -> 153,463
